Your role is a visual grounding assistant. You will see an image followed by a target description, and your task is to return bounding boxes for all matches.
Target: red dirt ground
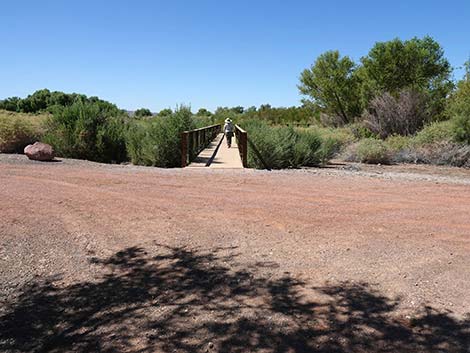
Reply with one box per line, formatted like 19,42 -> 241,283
1,154 -> 469,352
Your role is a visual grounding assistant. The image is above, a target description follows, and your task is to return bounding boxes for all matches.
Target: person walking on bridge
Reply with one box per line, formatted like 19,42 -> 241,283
224,118 -> 234,148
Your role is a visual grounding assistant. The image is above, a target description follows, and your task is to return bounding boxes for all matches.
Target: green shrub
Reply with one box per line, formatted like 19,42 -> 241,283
293,130 -> 323,167
386,135 -> 412,153
447,72 -> 470,144
43,101 -> 128,163
244,121 -> 296,169
412,120 -> 454,146
347,122 -> 377,140
380,122 -> 455,164
125,120 -> 152,165
313,126 -> 355,152
134,108 -> 153,118
453,114 -> 470,144
241,120 -> 331,169
193,115 -> 214,129
0,97 -> 21,112
355,138 -> 391,164
126,106 -> 195,167
0,111 -> 45,152
380,122 -> 469,167
316,136 -> 341,165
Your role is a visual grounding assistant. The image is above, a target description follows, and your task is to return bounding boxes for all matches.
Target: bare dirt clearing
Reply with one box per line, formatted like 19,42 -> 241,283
1,154 -> 469,352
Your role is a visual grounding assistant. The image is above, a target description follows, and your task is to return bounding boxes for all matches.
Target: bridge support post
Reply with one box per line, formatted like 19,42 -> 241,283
240,131 -> 248,168
181,131 -> 189,167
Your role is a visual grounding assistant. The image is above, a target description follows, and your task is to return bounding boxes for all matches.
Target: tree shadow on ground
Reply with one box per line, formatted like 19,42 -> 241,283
1,244 -> 469,352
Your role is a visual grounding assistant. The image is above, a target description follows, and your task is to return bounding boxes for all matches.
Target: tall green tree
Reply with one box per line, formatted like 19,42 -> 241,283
158,108 -> 173,117
360,36 -> 453,118
298,50 -> 362,125
196,108 -> 212,117
134,108 -> 153,117
18,89 -> 51,113
0,96 -> 21,111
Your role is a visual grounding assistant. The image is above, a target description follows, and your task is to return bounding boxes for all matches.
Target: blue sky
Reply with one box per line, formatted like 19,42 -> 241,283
1,0 -> 469,112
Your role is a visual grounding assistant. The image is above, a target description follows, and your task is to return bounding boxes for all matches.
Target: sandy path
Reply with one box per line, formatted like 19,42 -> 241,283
0,154 -> 469,352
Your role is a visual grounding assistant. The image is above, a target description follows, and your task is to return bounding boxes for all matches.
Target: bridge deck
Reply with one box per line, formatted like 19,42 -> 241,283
187,133 -> 243,169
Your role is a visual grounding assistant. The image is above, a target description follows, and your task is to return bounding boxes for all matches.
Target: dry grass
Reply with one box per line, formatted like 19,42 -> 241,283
0,110 -> 49,153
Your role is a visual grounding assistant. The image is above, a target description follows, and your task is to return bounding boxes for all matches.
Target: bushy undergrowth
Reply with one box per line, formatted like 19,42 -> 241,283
393,141 -> 470,168
347,122 -> 377,140
412,120 -> 454,146
453,114 -> 470,144
447,77 -> 470,144
343,120 -> 464,166
126,106 -> 194,167
385,135 -> 411,153
0,110 -> 46,153
382,121 -> 454,154
385,121 -> 461,166
314,126 -> 355,152
193,115 -> 215,129
346,138 -> 391,164
43,101 -> 128,163
241,120 -> 335,169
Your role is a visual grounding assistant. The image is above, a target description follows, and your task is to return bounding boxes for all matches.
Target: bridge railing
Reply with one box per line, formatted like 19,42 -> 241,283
181,124 -> 221,167
234,125 -> 248,167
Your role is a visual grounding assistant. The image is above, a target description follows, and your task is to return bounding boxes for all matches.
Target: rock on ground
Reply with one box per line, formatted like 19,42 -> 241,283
24,142 -> 55,161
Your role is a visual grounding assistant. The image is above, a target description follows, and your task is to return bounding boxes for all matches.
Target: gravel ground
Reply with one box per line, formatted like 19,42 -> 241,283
0,154 -> 469,353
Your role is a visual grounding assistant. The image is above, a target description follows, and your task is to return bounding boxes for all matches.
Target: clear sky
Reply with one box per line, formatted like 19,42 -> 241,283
1,0 -> 469,112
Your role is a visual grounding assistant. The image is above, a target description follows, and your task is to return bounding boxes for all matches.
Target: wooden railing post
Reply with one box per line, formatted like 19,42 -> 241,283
181,131 -> 189,167
240,131 -> 247,167
235,125 -> 248,168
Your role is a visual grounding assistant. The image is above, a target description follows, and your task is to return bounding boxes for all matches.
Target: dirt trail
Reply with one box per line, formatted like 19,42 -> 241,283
1,154 -> 469,352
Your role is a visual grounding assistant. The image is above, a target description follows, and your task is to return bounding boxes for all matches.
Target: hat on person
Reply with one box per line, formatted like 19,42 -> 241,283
225,118 -> 232,122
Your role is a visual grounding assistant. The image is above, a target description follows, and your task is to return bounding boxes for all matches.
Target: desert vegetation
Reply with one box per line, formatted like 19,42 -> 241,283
295,36 -> 470,167
0,91 -> 198,167
126,106 -> 195,167
0,110 -> 47,153
0,36 -> 469,169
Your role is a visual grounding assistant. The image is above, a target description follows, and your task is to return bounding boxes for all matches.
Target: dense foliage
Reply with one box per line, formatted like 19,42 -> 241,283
0,89 -> 122,115
43,100 -> 128,163
212,105 -> 317,126
354,139 -> 391,164
240,120 -> 336,169
134,108 -> 153,117
126,106 -> 194,167
300,36 -> 453,126
0,111 -> 46,153
361,37 -> 451,91
299,51 -> 362,125
448,64 -> 470,144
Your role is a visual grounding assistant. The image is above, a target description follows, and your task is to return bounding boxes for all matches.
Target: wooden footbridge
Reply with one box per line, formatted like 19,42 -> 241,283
181,124 -> 270,170
181,124 -> 247,169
